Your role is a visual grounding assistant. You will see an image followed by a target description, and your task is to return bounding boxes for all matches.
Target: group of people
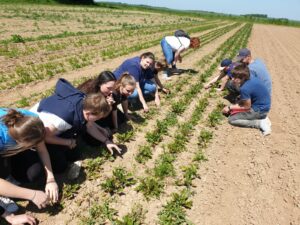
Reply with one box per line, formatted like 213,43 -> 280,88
0,31 -> 200,224
205,48 -> 272,136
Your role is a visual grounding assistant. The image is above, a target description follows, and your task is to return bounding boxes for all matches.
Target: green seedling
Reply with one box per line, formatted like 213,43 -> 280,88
115,204 -> 145,225
83,157 -> 104,180
154,153 -> 175,178
136,176 -> 164,200
198,130 -> 213,148
135,145 -> 152,164
116,130 -> 134,143
62,183 -> 80,201
101,167 -> 136,195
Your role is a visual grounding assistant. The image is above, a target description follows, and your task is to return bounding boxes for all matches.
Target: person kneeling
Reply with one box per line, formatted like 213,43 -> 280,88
222,63 -> 271,136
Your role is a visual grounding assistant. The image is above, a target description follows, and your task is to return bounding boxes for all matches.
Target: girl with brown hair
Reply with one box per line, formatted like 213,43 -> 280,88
0,108 -> 59,223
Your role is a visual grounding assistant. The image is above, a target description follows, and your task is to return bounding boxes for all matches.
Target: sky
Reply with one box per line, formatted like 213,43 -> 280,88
97,0 -> 300,21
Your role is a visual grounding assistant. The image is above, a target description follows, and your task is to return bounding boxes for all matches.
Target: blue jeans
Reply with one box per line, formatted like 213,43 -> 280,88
161,38 -> 174,65
128,80 -> 156,100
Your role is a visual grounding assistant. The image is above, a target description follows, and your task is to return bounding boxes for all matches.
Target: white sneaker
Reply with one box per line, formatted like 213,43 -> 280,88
163,73 -> 172,80
259,118 -> 271,136
0,196 -> 19,213
67,161 -> 82,180
265,116 -> 272,126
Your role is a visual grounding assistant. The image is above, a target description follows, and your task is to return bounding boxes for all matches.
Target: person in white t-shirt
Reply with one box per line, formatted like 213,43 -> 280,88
160,35 -> 200,79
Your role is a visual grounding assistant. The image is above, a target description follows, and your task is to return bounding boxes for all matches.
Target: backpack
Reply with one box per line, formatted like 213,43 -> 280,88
174,30 -> 190,39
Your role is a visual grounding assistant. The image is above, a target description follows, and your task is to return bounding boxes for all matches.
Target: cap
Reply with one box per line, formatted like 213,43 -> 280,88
218,58 -> 232,71
234,48 -> 251,62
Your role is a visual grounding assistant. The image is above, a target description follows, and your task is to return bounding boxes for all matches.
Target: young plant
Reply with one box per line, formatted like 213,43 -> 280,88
158,189 -> 193,225
207,109 -> 223,127
62,183 -> 80,201
101,167 -> 136,195
115,204 -> 145,225
116,130 -> 135,143
177,164 -> 199,187
198,130 -> 213,148
154,153 -> 175,178
83,157 -> 104,180
135,145 -> 152,164
136,176 -> 164,200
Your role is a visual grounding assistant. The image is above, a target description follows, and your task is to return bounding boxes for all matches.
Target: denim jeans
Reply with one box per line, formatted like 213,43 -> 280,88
228,108 -> 268,129
128,79 -> 156,100
161,38 -> 174,65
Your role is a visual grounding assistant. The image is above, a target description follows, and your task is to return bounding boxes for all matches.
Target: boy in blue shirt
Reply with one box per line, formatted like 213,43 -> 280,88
222,63 -> 271,136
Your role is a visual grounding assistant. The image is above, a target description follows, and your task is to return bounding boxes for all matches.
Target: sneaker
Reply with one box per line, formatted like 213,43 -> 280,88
259,118 -> 271,136
0,196 -> 19,213
163,73 -> 172,80
266,116 -> 272,126
67,161 -> 82,180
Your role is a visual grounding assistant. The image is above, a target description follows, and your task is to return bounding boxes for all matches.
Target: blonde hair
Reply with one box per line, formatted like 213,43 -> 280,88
1,109 -> 45,156
114,72 -> 136,92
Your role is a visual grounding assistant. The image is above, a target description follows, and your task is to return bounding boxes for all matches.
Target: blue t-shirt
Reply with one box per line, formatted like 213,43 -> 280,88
249,58 -> 272,95
240,76 -> 271,113
113,56 -> 145,84
0,108 -> 38,152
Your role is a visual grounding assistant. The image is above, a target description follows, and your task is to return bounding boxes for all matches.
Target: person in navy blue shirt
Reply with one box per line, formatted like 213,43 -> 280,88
222,63 -> 272,136
114,52 -> 157,112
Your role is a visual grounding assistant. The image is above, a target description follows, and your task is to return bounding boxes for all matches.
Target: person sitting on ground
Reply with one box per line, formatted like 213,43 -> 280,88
222,63 -> 271,136
30,78 -> 122,176
160,32 -> 200,80
234,48 -> 272,95
145,59 -> 171,106
113,52 -> 157,113
0,108 -> 59,221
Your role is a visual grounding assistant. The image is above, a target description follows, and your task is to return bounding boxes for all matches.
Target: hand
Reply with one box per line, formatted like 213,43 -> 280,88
162,88 -> 170,94
222,105 -> 230,115
4,213 -> 37,225
106,143 -> 122,155
143,103 -> 149,113
204,83 -> 211,89
106,94 -> 115,105
45,181 -> 59,203
68,138 -> 77,149
31,190 -> 49,209
155,95 -> 160,107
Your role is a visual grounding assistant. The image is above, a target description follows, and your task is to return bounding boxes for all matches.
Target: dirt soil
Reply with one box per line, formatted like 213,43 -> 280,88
187,24 -> 300,225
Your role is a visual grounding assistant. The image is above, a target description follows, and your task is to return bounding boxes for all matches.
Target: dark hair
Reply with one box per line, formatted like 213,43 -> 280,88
231,63 -> 250,80
77,71 -> 116,94
190,37 -> 200,48
1,109 -> 45,155
155,58 -> 168,70
140,52 -> 155,61
83,93 -> 111,117
114,72 -> 136,92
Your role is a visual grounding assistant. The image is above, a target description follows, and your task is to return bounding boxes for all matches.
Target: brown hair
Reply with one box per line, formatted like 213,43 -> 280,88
155,58 -> 168,70
140,52 -> 155,61
1,109 -> 45,155
231,63 -> 250,80
190,37 -> 200,48
114,72 -> 136,92
83,93 -> 111,117
77,71 -> 116,95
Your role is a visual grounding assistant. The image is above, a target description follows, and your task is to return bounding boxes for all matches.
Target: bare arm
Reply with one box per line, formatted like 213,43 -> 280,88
36,142 -> 59,202
205,71 -> 227,89
135,82 -> 149,112
174,46 -> 186,64
44,126 -> 75,149
111,109 -> 118,130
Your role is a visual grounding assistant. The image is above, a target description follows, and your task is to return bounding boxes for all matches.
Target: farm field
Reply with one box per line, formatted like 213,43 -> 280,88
0,3 -> 299,225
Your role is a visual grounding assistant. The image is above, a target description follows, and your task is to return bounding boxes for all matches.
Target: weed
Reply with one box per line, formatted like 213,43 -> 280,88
101,167 -> 136,195
135,145 -> 152,164
11,34 -> 25,43
136,176 -> 164,200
